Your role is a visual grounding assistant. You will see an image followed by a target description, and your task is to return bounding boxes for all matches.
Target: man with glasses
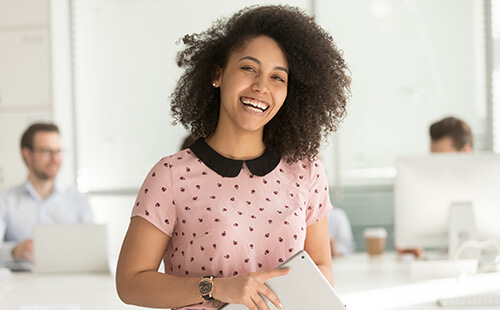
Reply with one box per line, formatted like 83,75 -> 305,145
0,123 -> 93,266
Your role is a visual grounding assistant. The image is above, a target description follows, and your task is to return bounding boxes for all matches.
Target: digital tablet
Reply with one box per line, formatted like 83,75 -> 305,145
221,250 -> 348,310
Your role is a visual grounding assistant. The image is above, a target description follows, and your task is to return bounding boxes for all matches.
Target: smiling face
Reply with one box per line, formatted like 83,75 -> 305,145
214,35 -> 288,137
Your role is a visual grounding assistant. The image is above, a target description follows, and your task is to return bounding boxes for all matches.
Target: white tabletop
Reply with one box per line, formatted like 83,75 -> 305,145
332,252 -> 500,310
0,271 -> 150,310
1,253 -> 499,310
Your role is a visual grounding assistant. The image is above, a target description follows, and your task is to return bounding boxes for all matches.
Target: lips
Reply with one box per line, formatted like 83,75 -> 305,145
240,96 -> 269,112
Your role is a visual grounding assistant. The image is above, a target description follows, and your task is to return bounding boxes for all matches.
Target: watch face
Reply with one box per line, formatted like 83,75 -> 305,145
198,279 -> 213,295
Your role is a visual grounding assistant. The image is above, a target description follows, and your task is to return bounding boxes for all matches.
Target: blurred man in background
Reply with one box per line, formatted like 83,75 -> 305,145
398,116 -> 473,258
0,123 -> 93,266
430,116 -> 473,153
328,207 -> 355,257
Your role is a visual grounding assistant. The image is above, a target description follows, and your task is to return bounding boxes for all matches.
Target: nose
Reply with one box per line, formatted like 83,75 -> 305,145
46,151 -> 62,163
49,151 -> 62,158
252,75 -> 269,93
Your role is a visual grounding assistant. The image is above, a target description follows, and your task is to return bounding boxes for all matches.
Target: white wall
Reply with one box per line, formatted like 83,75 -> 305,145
0,0 -> 53,190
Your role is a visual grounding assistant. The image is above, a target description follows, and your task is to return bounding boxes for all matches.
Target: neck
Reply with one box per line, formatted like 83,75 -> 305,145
28,174 -> 55,200
206,129 -> 265,160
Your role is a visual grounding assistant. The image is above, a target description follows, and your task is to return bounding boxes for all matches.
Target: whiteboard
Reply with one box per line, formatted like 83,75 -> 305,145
72,0 -> 310,192
316,0 -> 488,185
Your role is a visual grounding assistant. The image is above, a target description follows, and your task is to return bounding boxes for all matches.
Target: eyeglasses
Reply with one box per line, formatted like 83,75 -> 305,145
31,148 -> 63,157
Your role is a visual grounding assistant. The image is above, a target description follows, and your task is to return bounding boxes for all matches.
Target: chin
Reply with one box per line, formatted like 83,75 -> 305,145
41,171 -> 59,180
240,125 -> 266,134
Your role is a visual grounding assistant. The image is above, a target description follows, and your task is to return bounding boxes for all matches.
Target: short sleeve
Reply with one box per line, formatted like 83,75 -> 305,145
131,157 -> 177,237
305,159 -> 333,226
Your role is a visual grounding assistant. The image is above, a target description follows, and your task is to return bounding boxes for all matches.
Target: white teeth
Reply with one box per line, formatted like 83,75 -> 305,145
247,106 -> 263,113
241,98 -> 268,111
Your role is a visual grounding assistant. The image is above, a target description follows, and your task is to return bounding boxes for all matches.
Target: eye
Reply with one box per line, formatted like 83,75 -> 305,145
241,66 -> 256,73
272,75 -> 286,83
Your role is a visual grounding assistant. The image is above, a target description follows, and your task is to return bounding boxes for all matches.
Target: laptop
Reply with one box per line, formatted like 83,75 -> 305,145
221,250 -> 348,310
33,223 -> 109,273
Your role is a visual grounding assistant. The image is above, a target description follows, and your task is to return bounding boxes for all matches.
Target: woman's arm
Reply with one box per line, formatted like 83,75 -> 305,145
116,216 -> 204,308
116,216 -> 289,310
304,215 -> 334,286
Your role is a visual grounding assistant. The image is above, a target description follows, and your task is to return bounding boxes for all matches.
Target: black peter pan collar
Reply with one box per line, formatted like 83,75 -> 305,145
189,138 -> 281,177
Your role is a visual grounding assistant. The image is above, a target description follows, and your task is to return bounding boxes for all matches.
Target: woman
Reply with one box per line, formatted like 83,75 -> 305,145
116,5 -> 350,310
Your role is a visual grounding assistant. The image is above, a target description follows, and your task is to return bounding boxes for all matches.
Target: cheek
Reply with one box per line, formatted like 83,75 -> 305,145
33,157 -> 47,165
274,88 -> 287,109
220,80 -> 242,102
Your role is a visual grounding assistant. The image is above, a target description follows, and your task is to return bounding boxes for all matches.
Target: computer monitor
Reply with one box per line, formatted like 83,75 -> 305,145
394,153 -> 500,255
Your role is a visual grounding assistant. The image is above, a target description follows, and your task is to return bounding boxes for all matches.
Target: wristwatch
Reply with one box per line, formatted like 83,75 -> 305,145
198,276 -> 215,300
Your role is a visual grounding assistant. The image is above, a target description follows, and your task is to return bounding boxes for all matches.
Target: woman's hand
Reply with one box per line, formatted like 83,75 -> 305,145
212,268 -> 290,310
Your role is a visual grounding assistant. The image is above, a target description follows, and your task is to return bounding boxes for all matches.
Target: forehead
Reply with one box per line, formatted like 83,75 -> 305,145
431,136 -> 457,152
33,131 -> 60,147
229,35 -> 288,68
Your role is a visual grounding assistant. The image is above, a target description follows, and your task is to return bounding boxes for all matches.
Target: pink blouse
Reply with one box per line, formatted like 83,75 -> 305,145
132,141 -> 332,310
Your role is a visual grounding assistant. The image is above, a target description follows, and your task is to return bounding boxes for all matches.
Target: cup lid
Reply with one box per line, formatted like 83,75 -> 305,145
363,227 -> 387,238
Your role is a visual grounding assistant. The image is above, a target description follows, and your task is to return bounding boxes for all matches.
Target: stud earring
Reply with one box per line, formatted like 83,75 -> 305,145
212,82 -> 217,87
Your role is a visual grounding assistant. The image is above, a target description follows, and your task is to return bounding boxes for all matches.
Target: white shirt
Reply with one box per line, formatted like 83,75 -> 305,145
328,207 -> 355,255
0,180 -> 93,263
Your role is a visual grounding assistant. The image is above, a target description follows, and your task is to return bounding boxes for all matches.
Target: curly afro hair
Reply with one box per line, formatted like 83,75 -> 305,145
170,5 -> 351,163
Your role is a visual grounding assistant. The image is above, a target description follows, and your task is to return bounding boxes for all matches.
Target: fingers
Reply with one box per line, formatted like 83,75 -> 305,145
26,240 -> 33,252
23,240 -> 34,262
258,267 -> 290,282
244,290 -> 276,310
227,285 -> 272,310
251,293 -> 272,310
256,284 -> 283,310
12,239 -> 34,262
249,268 -> 288,309
215,268 -> 290,309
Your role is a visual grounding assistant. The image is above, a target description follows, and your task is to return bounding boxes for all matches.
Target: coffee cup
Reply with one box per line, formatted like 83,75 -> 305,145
363,227 -> 387,256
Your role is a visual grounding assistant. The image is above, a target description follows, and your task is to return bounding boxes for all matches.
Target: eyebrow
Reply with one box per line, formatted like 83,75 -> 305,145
239,56 -> 289,74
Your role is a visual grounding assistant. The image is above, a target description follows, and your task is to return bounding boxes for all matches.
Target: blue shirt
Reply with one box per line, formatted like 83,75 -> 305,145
0,180 -> 93,263
328,207 -> 355,255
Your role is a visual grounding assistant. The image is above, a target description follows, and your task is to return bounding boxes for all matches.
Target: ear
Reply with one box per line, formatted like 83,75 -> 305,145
212,65 -> 223,87
21,147 -> 31,166
460,143 -> 473,153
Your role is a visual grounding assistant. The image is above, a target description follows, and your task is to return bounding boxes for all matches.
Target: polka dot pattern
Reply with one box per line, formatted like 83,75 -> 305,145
131,149 -> 332,309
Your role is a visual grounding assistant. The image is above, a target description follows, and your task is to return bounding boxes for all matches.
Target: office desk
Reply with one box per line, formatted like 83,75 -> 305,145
0,271 -> 149,310
1,253 -> 499,310
332,252 -> 500,309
